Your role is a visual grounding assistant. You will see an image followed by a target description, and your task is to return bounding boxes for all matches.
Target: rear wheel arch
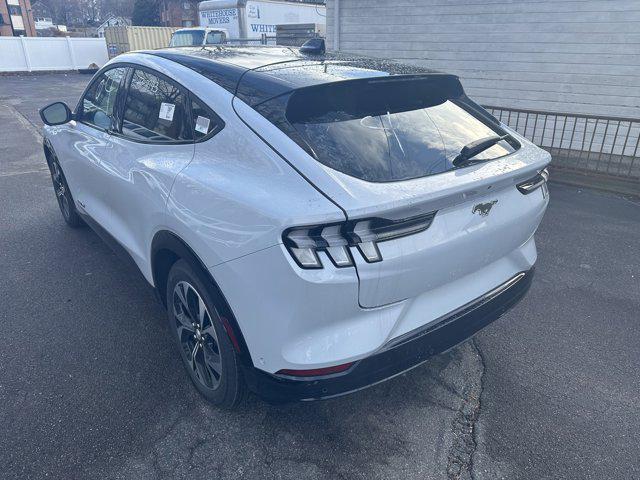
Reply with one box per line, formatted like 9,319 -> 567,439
150,230 -> 253,366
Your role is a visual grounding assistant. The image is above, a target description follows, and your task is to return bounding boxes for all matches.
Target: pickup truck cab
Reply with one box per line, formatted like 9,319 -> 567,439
169,27 -> 228,47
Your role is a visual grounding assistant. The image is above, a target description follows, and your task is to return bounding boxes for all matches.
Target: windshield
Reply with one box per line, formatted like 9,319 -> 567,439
280,77 -> 517,182
170,30 -> 205,47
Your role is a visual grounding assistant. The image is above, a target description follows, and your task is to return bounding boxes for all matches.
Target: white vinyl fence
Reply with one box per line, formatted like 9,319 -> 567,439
0,37 -> 109,73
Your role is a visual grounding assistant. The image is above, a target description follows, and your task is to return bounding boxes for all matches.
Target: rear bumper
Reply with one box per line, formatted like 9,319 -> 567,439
243,267 -> 534,403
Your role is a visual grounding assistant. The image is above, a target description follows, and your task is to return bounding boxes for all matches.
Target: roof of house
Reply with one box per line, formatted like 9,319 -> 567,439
98,15 -> 131,30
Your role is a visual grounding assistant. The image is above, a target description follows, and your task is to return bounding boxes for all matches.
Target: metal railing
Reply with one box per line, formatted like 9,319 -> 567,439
484,106 -> 640,180
224,35 -> 277,46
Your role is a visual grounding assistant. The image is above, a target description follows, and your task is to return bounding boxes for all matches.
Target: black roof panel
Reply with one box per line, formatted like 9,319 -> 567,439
143,46 -> 445,106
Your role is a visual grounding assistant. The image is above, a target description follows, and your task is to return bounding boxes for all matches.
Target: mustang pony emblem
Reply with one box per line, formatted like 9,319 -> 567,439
472,200 -> 498,216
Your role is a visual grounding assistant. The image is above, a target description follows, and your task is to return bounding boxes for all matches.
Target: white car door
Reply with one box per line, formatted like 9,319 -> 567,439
93,67 -> 196,275
54,66 -> 127,227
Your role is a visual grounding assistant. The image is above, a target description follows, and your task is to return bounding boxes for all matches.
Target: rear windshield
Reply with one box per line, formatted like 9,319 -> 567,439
205,31 -> 226,44
170,31 -> 204,47
279,77 -> 516,182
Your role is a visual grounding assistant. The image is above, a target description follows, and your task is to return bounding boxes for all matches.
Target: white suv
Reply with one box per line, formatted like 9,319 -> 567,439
40,47 -> 550,407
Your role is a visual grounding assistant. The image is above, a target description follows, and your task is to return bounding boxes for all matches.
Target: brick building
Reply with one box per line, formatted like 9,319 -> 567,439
160,0 -> 198,28
0,0 -> 36,36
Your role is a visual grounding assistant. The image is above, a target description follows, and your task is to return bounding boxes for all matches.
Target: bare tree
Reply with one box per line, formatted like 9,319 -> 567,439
100,0 -> 134,19
38,0 -> 135,27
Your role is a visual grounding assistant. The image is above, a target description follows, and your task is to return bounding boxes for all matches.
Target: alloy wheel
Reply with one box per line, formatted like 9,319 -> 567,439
50,161 -> 71,219
172,281 -> 223,390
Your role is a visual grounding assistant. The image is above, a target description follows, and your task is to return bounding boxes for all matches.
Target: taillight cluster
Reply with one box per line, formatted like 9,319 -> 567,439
516,168 -> 549,195
283,212 -> 437,269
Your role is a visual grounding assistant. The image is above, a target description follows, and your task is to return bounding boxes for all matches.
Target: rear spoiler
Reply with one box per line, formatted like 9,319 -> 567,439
285,74 -> 465,123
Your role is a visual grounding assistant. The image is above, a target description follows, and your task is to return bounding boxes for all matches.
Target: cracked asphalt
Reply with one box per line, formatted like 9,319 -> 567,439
1,73 -> 639,480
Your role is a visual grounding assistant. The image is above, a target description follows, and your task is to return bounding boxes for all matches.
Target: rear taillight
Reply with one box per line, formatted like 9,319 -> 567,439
517,168 -> 549,195
283,212 -> 437,269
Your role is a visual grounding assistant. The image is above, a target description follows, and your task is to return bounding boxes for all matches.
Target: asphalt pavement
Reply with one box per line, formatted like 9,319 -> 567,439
0,73 -> 638,480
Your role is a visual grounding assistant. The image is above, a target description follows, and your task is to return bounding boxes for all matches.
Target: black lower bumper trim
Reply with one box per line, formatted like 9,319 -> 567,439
243,268 -> 534,403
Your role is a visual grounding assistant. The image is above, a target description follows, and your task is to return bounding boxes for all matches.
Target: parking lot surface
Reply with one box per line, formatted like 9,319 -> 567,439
1,73 -> 639,480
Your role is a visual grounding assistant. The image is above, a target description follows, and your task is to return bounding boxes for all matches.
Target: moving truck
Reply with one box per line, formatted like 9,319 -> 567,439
197,0 -> 325,41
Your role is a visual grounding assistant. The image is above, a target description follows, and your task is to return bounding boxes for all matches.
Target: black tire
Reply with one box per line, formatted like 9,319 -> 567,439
166,259 -> 246,408
47,154 -> 83,228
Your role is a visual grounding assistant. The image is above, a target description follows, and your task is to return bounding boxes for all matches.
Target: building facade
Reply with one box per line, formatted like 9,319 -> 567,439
0,0 -> 36,36
326,0 -> 640,118
160,0 -> 198,28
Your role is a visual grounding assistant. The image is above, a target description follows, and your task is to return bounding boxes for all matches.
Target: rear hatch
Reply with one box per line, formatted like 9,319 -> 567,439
236,68 -> 550,309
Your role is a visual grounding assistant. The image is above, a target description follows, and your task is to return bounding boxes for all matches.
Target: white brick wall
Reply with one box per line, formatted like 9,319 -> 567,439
326,0 -> 640,118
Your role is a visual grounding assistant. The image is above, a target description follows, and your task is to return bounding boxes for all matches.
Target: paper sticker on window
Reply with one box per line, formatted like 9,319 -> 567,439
159,102 -> 175,121
195,115 -> 211,134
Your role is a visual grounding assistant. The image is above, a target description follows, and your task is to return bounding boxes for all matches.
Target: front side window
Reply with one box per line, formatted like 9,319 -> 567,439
80,67 -> 126,130
121,69 -> 192,142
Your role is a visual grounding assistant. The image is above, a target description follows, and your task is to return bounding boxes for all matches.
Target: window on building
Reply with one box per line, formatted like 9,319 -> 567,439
122,69 -> 192,142
8,5 -> 22,15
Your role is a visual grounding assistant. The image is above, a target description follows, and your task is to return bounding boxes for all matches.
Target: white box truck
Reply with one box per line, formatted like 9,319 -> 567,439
198,0 -> 325,41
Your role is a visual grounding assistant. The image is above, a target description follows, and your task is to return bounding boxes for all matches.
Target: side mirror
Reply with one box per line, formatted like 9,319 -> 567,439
39,102 -> 73,126
299,38 -> 325,55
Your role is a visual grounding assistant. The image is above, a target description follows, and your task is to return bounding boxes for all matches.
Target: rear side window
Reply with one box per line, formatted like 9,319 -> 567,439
191,97 -> 223,140
81,67 -> 126,130
279,77 -> 517,182
122,69 -> 192,142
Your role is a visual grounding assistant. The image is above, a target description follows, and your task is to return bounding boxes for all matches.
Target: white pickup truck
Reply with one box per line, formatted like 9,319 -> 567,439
169,27 -> 229,47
